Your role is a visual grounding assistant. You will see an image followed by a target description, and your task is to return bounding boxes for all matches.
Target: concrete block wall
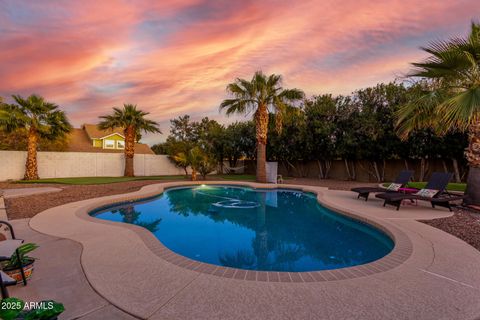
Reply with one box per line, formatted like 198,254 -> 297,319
0,151 -> 185,180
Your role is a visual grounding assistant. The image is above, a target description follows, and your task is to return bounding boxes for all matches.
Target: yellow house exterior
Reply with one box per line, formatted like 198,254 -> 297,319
92,133 -> 125,150
66,124 -> 154,154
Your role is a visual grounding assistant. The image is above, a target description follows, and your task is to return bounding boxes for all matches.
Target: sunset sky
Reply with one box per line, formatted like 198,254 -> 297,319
1,1 -> 479,144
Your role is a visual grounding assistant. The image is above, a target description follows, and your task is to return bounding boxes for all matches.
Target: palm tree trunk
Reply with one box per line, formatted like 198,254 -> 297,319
24,127 -> 39,180
124,126 -> 135,177
452,159 -> 461,183
255,105 -> 268,183
191,168 -> 197,181
465,120 -> 480,205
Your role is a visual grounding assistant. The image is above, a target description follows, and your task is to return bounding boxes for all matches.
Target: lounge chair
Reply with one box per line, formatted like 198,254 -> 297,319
375,172 -> 466,211
0,220 -> 27,298
351,170 -> 414,201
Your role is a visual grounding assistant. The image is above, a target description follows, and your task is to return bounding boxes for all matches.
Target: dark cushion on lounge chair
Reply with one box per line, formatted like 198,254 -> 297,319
350,187 -> 386,193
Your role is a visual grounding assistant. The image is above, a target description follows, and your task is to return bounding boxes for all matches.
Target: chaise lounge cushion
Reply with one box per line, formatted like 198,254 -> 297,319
414,189 -> 439,198
386,183 -> 402,191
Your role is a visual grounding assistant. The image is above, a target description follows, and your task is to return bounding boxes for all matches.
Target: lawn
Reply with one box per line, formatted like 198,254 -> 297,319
211,174 -> 257,181
17,175 -> 187,185
383,181 -> 467,192
406,182 -> 467,192
15,174 -> 259,185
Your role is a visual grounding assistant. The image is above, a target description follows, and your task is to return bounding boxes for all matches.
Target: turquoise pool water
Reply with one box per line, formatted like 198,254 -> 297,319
91,185 -> 393,272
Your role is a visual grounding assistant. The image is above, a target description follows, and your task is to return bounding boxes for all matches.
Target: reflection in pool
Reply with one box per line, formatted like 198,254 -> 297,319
91,185 -> 393,272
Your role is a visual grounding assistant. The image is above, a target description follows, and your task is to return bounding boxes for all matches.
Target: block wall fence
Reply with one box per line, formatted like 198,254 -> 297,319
0,151 -> 185,181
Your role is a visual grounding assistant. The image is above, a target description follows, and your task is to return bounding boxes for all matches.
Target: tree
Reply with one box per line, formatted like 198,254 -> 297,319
173,146 -> 209,181
224,121 -> 256,167
304,95 -> 340,179
99,104 -> 160,177
0,94 -> 72,180
220,71 -> 304,182
267,105 -> 310,177
397,22 -> 480,204
151,142 -> 168,155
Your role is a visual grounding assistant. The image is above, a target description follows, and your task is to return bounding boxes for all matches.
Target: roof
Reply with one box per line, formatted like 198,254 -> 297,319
66,129 -> 154,155
83,124 -> 124,139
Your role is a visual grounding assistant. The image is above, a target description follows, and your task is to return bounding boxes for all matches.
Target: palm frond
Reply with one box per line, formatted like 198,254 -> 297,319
437,85 -> 480,132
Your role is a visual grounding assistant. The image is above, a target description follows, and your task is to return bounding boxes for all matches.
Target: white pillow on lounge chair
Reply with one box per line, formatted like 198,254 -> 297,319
386,183 -> 402,191
414,189 -> 438,198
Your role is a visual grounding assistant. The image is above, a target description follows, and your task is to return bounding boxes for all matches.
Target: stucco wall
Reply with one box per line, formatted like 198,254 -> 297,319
0,151 -> 185,181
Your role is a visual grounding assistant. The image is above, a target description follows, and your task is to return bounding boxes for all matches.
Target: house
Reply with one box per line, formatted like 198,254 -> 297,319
66,124 -> 154,154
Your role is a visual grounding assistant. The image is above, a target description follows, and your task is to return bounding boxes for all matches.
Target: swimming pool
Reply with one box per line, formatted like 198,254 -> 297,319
91,185 -> 393,272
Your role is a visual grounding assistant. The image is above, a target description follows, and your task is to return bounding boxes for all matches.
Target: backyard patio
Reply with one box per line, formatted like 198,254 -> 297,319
1,178 -> 479,319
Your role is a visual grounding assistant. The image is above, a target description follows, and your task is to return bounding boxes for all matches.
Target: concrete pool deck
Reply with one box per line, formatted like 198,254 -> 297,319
19,181 -> 480,319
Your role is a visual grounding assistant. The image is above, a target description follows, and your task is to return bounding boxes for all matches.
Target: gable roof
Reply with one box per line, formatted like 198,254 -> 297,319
67,128 -> 154,154
83,124 -> 124,140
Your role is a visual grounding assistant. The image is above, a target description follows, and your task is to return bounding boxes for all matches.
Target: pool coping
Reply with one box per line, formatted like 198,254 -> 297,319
79,181 -> 413,283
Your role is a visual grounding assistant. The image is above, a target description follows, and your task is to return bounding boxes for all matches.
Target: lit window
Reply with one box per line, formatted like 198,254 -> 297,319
117,140 -> 125,149
104,140 -> 115,149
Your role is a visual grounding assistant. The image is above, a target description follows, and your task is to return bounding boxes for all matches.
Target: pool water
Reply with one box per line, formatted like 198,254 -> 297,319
91,185 -> 394,272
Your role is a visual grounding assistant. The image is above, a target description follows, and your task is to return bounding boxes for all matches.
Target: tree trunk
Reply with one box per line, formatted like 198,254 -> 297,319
419,158 -> 428,181
124,126 -> 136,177
24,127 -> 39,180
344,159 -> 351,180
191,168 -> 197,181
317,160 -> 324,179
465,120 -> 480,205
373,161 -> 381,182
255,105 -> 268,183
452,159 -> 461,183
256,143 -> 267,182
351,160 -> 356,180
325,160 -> 332,178
465,167 -> 480,206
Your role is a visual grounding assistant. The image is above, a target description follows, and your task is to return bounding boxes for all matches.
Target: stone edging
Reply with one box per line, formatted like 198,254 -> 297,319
76,181 -> 413,283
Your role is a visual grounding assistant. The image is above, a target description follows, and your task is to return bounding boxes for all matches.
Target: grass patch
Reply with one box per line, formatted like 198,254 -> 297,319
383,181 -> 466,192
16,175 -> 186,185
406,182 -> 466,192
213,174 -> 257,181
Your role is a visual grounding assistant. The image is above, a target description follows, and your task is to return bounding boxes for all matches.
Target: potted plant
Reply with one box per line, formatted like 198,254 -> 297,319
2,243 -> 38,282
0,297 -> 65,320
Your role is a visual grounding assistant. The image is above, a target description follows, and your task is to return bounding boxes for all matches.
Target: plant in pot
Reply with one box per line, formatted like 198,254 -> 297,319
2,243 -> 38,282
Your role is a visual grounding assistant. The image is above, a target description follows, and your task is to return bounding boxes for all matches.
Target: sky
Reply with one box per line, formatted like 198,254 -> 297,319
1,0 -> 479,145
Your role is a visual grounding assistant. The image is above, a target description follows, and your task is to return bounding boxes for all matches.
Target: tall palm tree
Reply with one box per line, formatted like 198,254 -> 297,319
0,94 -> 72,180
99,104 -> 160,177
397,22 -> 480,205
220,71 -> 304,183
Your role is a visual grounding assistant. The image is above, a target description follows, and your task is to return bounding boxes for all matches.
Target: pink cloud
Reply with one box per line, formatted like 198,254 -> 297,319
0,0 -> 479,144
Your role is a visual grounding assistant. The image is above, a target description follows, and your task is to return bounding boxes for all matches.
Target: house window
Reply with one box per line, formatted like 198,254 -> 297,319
104,140 -> 115,149
116,140 -> 125,149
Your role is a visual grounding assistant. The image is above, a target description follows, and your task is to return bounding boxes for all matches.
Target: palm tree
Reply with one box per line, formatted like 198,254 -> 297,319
173,146 -> 206,181
397,22 -> 480,205
0,94 -> 72,180
220,71 -> 304,183
99,104 -> 160,177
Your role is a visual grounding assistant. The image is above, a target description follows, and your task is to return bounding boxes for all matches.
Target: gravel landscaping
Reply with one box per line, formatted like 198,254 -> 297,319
421,208 -> 480,251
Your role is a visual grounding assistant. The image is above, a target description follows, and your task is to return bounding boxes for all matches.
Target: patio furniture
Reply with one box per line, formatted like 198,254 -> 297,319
0,220 -> 28,298
0,271 -> 16,298
375,172 -> 466,211
351,170 -> 414,201
277,174 -> 284,184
